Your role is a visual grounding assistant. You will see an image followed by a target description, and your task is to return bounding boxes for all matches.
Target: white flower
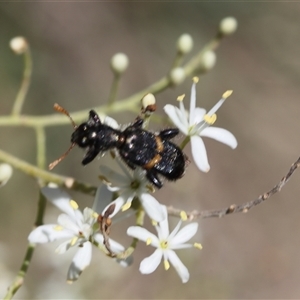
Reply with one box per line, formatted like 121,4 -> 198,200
99,161 -> 165,222
164,78 -> 237,172
28,187 -> 125,282
0,163 -> 13,187
127,206 -> 201,283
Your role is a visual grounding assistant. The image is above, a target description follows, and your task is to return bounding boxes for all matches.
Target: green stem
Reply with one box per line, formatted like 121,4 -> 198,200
0,148 -> 97,195
11,47 -> 32,116
3,243 -> 36,300
180,136 -> 190,150
108,73 -> 121,106
35,126 -> 46,170
0,34 -> 224,129
171,51 -> 184,69
35,190 -> 47,226
184,32 -> 223,76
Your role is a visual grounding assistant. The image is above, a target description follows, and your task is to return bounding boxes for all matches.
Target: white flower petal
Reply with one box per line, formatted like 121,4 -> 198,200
82,207 -> 98,227
189,82 -> 197,126
164,104 -> 189,135
42,187 -> 84,224
57,214 -> 80,233
170,243 -> 194,250
102,197 -> 124,218
116,255 -> 133,267
201,127 -> 238,149
107,185 -> 121,192
190,135 -> 210,172
176,102 -> 189,130
103,116 -> 119,129
193,107 -> 206,124
92,184 -> 114,213
170,223 -> 198,246
166,250 -> 190,283
155,205 -> 169,240
139,249 -> 163,274
127,226 -> 159,247
28,224 -> 73,243
168,219 -> 182,241
139,193 -> 165,222
55,239 -> 72,254
93,233 -> 125,253
41,187 -> 76,217
99,165 -> 127,184
108,238 -> 126,253
67,242 -> 92,282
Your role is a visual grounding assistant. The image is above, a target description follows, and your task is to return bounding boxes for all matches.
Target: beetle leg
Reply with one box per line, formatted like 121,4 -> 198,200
146,169 -> 163,189
88,110 -> 102,126
131,117 -> 144,128
159,128 -> 179,140
82,146 -> 99,165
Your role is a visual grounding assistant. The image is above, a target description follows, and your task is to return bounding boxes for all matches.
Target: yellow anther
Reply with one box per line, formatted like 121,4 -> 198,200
122,201 -> 132,211
152,220 -> 158,226
54,225 -> 63,231
164,260 -> 170,270
222,90 -> 233,99
180,211 -> 188,221
70,236 -> 78,246
204,114 -> 217,125
194,243 -> 203,250
69,200 -> 78,210
146,238 -> 152,245
177,94 -> 185,102
92,212 -> 99,219
193,76 -> 199,83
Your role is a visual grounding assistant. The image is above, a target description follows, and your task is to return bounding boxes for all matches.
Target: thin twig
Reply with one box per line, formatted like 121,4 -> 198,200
0,149 -> 97,196
168,157 -> 300,220
0,33 -> 225,129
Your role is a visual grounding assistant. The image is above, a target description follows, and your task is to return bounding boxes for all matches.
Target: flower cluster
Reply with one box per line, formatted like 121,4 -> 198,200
28,80 -> 237,283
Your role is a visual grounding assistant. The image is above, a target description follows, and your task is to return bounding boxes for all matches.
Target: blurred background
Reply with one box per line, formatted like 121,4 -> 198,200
1,2 -> 300,299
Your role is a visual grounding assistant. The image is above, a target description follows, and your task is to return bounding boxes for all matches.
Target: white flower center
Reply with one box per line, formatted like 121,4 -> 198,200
160,240 -> 169,250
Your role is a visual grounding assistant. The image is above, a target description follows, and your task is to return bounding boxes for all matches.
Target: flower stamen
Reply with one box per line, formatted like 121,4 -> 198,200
54,225 -> 63,231
192,76 -> 199,83
69,200 -> 79,210
204,114 -> 217,125
70,236 -> 78,246
164,260 -> 170,270
180,210 -> 188,221
177,94 -> 185,102
194,243 -> 203,250
122,201 -> 132,211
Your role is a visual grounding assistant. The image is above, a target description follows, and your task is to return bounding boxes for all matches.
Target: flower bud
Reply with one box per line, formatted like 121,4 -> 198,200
202,51 -> 216,70
170,67 -> 186,85
141,93 -> 156,113
110,53 -> 129,74
219,17 -> 238,35
177,34 -> 193,54
10,37 -> 28,55
0,163 -> 13,187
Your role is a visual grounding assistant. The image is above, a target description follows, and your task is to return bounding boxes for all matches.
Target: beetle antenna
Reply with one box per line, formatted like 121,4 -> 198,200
49,104 -> 77,170
49,143 -> 76,170
53,103 -> 77,129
